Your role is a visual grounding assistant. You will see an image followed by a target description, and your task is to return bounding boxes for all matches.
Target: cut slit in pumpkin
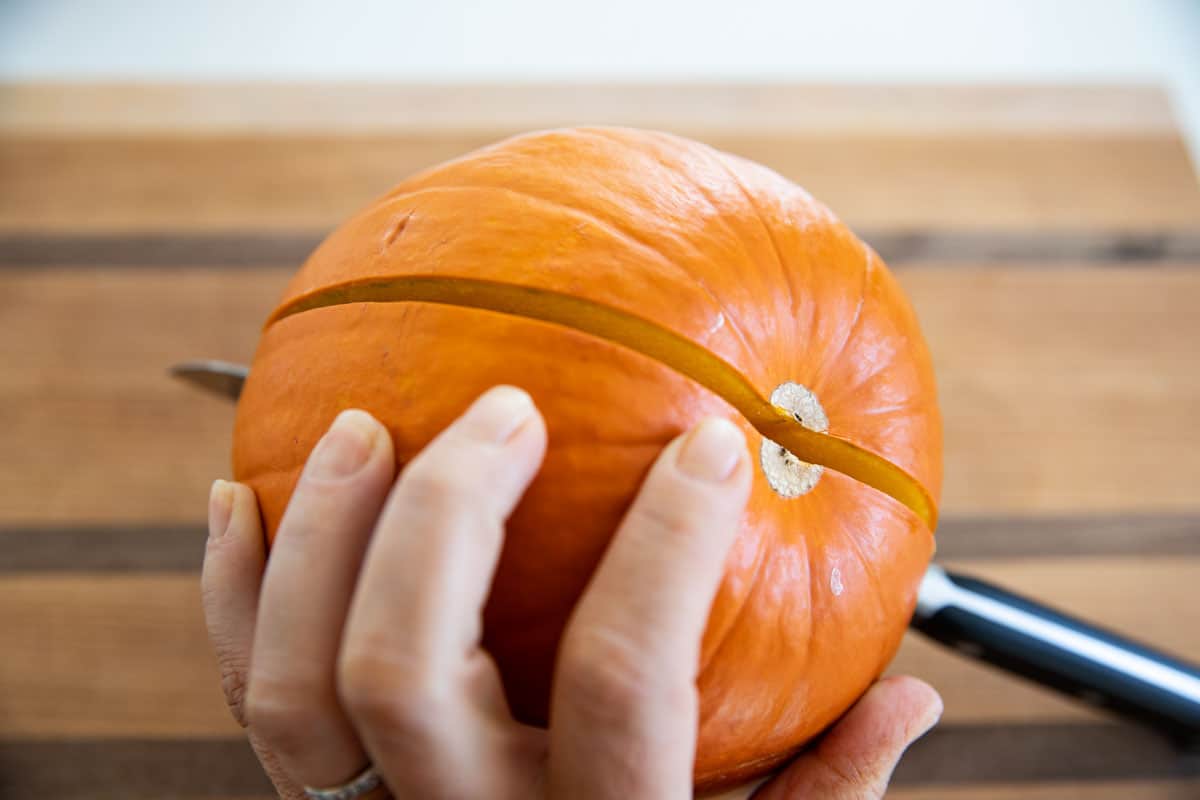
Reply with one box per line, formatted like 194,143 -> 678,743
267,275 -> 938,531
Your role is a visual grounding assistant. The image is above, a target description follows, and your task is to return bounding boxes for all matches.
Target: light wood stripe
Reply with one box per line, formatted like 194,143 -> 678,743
5,230 -> 1200,268
1,560 -> 1195,737
2,514 -> 1195,574
4,134 -> 1198,233
907,267 -> 1200,516
0,84 -> 1178,136
1,265 -> 1197,524
0,575 -> 237,738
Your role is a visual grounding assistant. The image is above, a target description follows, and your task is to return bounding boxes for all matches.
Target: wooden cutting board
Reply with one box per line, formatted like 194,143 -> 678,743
1,83 -> 1198,799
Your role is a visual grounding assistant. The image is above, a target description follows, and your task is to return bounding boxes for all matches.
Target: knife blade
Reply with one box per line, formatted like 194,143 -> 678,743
171,360 -> 1200,744
170,359 -> 251,398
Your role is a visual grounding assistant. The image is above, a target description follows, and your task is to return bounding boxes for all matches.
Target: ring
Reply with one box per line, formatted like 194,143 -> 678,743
303,764 -> 384,800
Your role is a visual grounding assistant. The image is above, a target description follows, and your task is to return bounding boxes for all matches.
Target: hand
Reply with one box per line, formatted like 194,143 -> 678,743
202,386 -> 941,799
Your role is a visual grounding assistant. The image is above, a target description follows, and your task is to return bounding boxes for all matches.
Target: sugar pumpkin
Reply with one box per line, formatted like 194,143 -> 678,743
232,127 -> 941,790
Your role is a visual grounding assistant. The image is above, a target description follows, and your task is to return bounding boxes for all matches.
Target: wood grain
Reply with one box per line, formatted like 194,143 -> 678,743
908,266 -> 1200,514
1,558 -> 1195,738
1,83 -> 1178,136
0,574 -> 235,738
5,514 -> 1195,573
891,721 -> 1200,784
890,783 -> 1200,800
4,134 -> 1199,233
3,83 -> 1199,798
6,230 -> 1200,268
0,739 -> 272,800
1,265 -> 1197,524
5,725 -> 1196,799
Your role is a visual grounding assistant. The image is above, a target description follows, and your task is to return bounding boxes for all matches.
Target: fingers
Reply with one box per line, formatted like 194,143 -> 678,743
245,410 -> 397,789
201,479 -> 306,799
338,386 -> 548,798
754,676 -> 943,800
549,417 -> 752,800
201,480 -> 266,728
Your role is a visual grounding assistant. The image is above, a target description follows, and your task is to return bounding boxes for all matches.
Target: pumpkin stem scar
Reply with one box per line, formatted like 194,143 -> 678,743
267,276 -> 938,530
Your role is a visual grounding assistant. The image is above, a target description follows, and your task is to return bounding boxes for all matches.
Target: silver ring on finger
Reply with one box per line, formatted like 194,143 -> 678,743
303,763 -> 384,800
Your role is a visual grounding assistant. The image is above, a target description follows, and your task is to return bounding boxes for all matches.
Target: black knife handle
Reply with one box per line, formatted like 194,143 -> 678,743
911,566 -> 1200,744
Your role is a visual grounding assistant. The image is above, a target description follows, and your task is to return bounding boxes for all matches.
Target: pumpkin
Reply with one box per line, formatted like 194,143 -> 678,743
232,127 -> 941,791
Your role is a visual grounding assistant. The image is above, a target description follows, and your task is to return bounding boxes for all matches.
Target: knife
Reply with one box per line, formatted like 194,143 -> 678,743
172,360 -> 1200,745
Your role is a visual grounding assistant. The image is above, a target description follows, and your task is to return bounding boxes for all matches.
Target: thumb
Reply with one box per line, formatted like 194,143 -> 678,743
754,676 -> 943,799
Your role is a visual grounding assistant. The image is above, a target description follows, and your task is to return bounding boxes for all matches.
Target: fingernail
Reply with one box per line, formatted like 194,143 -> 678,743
309,410 -> 380,479
467,386 -> 536,442
676,418 -> 744,482
209,480 -> 235,539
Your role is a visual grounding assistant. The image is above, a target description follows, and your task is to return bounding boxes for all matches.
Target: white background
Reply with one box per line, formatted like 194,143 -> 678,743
3,0 -> 1199,162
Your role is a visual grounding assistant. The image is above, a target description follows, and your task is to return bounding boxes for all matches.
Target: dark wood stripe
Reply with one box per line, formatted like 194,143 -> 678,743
932,513 -> 1200,561
1,514 -> 1195,574
0,738 -> 272,799
865,230 -> 1200,264
893,721 -> 1200,785
0,523 -> 206,572
3,230 -> 1200,268
1,723 -> 1195,797
0,232 -> 321,268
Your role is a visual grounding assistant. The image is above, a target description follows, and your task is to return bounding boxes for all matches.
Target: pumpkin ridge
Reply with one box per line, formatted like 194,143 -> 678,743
697,520 -> 774,677
832,499 -> 892,643
586,128 -> 775,368
265,274 -> 938,530
392,173 -> 766,368
382,182 -> 681,272
711,152 -> 793,289
826,244 -> 874,372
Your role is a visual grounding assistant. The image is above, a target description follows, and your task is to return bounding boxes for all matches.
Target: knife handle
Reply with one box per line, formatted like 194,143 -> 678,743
911,566 -> 1200,744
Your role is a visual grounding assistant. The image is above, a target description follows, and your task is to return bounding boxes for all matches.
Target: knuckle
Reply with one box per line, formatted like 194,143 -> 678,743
627,494 -> 711,547
400,450 -> 475,508
215,657 -> 251,728
198,581 -> 222,625
810,749 -> 888,798
244,675 -> 332,758
295,464 -> 364,500
396,451 -> 507,535
558,626 -> 693,721
337,650 -> 445,741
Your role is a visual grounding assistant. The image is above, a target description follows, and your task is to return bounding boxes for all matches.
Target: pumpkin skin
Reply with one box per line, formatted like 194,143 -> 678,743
232,127 -> 941,790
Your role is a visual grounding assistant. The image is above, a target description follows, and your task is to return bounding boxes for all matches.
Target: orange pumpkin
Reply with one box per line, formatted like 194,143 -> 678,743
232,127 -> 941,790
